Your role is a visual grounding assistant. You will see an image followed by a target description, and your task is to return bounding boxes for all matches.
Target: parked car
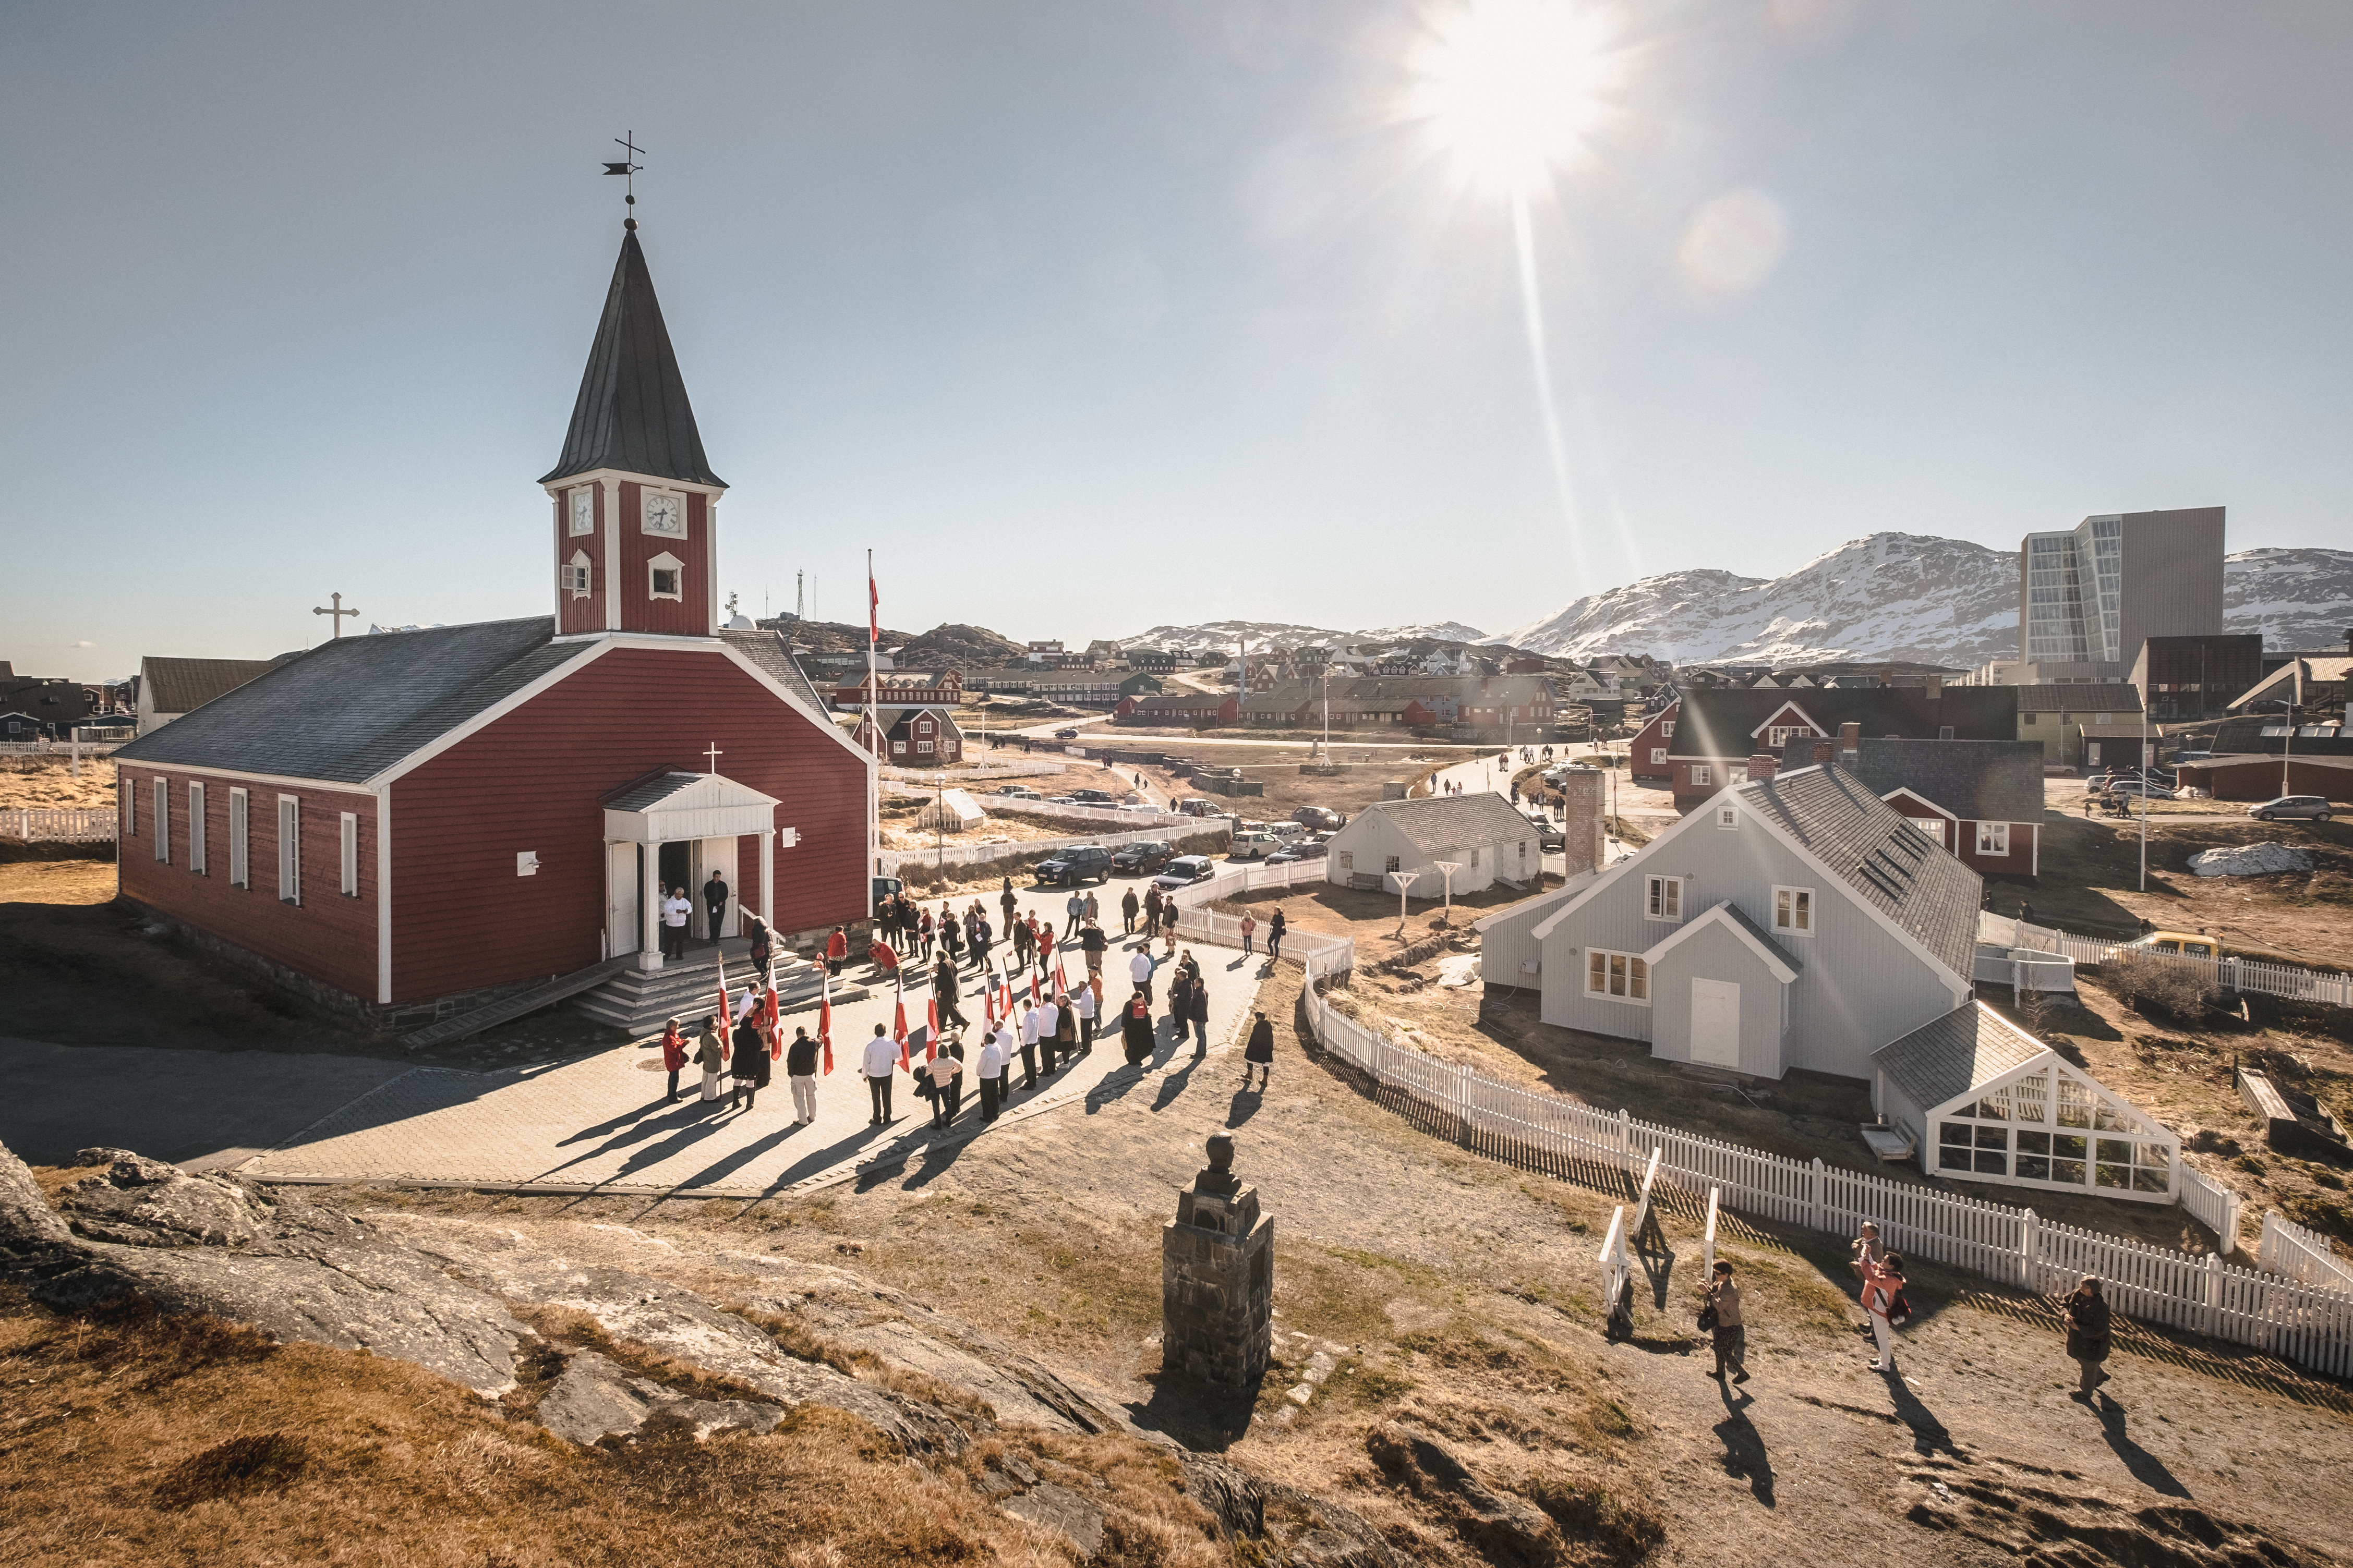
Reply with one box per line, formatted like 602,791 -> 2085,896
1293,806 -> 1343,831
1044,795 -> 1078,805
1152,855 -> 1216,891
996,785 -> 1041,799
2104,780 -> 2177,800
1229,831 -> 1283,860
1034,845 -> 1114,885
1523,813 -> 1567,853
1068,788 -> 1119,805
1111,841 -> 1177,875
1266,838 -> 1330,866
1174,797 -> 1220,817
872,875 -> 905,906
2250,794 -> 2333,823
1267,820 -> 1309,838
2122,930 -> 2221,960
1054,727 -> 1080,740
2172,749 -> 2215,763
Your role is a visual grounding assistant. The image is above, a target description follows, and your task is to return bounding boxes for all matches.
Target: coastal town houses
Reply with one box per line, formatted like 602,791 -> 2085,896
1663,686 -> 2019,811
1326,794 -> 1540,897
108,222 -> 872,1026
1775,735 -> 2049,880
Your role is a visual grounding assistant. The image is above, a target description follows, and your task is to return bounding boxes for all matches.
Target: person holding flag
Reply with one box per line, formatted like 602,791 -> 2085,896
817,972 -> 837,1076
786,1025 -> 820,1125
976,1026 -> 1007,1123
892,973 -> 914,1070
861,1023 -> 898,1125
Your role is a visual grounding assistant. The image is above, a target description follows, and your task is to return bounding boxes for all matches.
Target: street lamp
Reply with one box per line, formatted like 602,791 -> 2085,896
1432,860 -> 1464,926
1392,869 -> 1421,938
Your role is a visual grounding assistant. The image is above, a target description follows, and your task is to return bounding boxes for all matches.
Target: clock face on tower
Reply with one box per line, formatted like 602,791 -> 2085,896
568,487 -> 595,536
642,491 -> 686,537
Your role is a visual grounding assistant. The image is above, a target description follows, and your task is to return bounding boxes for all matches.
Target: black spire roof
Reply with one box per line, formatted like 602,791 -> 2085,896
539,229 -> 725,488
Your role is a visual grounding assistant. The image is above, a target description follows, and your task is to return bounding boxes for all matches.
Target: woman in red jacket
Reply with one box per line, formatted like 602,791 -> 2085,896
659,1017 -> 689,1103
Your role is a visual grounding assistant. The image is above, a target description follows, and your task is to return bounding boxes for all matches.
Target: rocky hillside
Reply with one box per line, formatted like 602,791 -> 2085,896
2223,547 -> 2353,652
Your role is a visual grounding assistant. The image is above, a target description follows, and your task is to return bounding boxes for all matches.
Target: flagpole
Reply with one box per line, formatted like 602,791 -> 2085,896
867,549 -> 881,894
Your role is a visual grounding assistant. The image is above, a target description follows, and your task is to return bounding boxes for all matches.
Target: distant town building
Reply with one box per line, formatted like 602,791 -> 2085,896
135,656 -> 285,736
2018,507 -> 2225,684
1662,687 -> 2019,810
2011,684 -> 2143,768
855,707 -> 966,767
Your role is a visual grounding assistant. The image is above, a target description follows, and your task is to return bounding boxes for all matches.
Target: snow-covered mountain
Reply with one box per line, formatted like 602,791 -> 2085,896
1357,621 -> 1488,643
2223,548 -> 2353,653
1489,533 -> 2018,667
1112,619 -> 1486,654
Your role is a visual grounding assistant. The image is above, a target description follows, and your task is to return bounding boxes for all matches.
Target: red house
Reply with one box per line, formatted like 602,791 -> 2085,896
1628,699 -> 1678,784
111,222 -> 874,1028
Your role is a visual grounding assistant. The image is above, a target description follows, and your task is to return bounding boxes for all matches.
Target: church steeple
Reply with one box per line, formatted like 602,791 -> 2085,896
544,227 -> 727,641
541,229 -> 723,488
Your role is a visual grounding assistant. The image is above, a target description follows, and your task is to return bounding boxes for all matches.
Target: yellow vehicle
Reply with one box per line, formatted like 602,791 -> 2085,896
2123,931 -> 2220,960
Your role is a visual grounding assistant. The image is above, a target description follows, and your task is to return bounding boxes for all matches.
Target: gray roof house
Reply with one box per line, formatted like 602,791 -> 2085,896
1477,764 -> 1978,1081
135,655 -> 289,735
1325,794 -> 1540,897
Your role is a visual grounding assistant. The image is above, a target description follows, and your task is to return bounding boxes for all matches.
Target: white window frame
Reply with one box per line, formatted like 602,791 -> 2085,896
152,777 -> 170,862
1976,820 -> 2011,856
563,550 -> 592,597
1690,764 -> 1712,787
340,812 -> 359,897
1337,850 -> 1354,871
1661,721 -> 1675,738
188,782 -> 207,875
122,772 -> 134,836
1772,884 -> 1814,937
641,488 -> 687,538
568,485 -> 596,536
916,738 -> 935,754
1645,874 -> 1684,921
276,795 -> 301,906
647,550 -> 685,601
1585,948 -> 1651,1004
230,788 -> 249,887
1384,854 -> 1401,873
1716,805 -> 1739,830
1649,747 -> 1667,765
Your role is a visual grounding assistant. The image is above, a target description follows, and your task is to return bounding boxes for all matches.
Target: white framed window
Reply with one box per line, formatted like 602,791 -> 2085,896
1337,850 -> 1354,871
340,812 -> 359,896
153,777 -> 170,862
230,788 -> 249,887
1976,821 -> 2011,856
641,489 -> 687,537
563,550 -> 592,597
1384,855 -> 1401,873
1690,764 -> 1712,787
276,795 -> 301,905
917,739 -> 935,754
1772,885 -> 1814,936
1650,747 -> 1667,765
1585,949 -> 1650,1003
1470,848 -> 1481,869
568,485 -> 596,536
122,773 -> 135,836
1661,721 -> 1675,737
891,740 -> 907,755
647,551 -> 684,601
1716,805 -> 1739,830
1909,817 -> 1945,845
188,783 -> 207,875
1645,874 -> 1684,921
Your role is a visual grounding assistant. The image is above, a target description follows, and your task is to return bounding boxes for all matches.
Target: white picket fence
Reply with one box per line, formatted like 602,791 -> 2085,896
1289,945 -> 2353,1379
7,808 -> 118,843
879,820 -> 1225,878
2261,1210 -> 2353,1295
1979,913 -> 2353,1008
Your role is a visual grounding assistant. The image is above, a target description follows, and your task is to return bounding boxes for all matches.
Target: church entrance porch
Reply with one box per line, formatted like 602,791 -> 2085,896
601,770 -> 782,973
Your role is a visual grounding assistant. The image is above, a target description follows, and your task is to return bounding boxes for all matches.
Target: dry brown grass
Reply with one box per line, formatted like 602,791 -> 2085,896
0,755 -> 116,811
0,1285 -> 1223,1568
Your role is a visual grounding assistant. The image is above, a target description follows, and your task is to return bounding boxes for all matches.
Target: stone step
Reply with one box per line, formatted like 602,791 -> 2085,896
574,951 -> 870,1035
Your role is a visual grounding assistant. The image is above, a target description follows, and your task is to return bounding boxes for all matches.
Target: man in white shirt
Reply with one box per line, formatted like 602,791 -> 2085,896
1017,1002 -> 1042,1092
661,884 -> 692,961
976,1029 -> 1008,1122
860,1023 -> 899,1125
1032,995 -> 1061,1076
1071,982 -> 1097,1054
1129,947 -> 1155,1005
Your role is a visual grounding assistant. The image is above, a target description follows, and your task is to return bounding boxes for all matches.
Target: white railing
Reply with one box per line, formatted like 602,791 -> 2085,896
1978,913 -> 2353,1008
2178,1163 -> 2242,1251
1295,946 -> 2353,1379
2261,1210 -> 2353,1294
7,808 -> 118,843
879,760 -> 1070,782
879,820 -> 1227,878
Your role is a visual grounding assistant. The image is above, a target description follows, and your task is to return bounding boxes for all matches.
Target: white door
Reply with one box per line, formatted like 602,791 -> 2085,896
693,837 -> 739,940
605,842 -> 640,957
1690,978 -> 1742,1068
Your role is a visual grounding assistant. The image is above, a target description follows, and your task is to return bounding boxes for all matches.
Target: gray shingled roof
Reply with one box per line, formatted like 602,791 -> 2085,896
140,656 -> 287,717
2011,684 -> 2142,713
114,618 -> 596,785
604,771 -> 708,811
1800,737 -> 2048,825
1358,793 -> 1534,855
716,628 -> 830,714
540,230 -> 723,489
1669,687 -> 2019,760
1736,763 -> 1980,981
1873,1003 -> 2047,1113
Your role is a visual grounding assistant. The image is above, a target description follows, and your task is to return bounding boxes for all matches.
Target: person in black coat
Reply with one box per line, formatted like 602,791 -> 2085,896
729,1017 -> 770,1111
1267,908 -> 1287,961
704,871 -> 731,950
1120,992 -> 1156,1066
2063,1275 -> 2113,1398
1242,1008 -> 1274,1089
1185,970 -> 1210,1049
934,955 -> 969,1027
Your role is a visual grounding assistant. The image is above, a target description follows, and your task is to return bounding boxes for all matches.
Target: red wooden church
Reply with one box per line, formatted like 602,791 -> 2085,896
112,221 -> 874,1027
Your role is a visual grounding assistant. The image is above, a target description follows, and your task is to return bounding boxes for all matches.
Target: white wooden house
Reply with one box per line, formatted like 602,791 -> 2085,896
1326,795 -> 1538,897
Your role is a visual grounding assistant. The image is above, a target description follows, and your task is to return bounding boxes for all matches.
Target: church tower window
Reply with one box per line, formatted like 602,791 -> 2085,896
647,552 -> 684,601
564,551 -> 593,597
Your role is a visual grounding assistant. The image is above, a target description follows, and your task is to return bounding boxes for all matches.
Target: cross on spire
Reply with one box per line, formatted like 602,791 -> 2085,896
312,591 -> 360,639
703,741 -> 723,774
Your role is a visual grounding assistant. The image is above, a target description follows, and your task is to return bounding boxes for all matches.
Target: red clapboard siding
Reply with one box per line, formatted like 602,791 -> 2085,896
117,767 -> 378,999
1957,823 -> 2036,876
556,484 -> 604,637
615,482 -> 709,636
385,644 -> 865,1003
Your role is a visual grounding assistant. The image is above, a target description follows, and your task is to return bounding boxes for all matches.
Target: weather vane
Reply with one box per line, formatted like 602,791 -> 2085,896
604,132 -> 645,228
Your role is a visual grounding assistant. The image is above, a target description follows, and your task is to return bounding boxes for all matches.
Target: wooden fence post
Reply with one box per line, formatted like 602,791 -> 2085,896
1808,1157 -> 1824,1234
2020,1208 -> 2038,1293
2218,1190 -> 2241,1257
1617,1108 -> 1632,1175
2204,1252 -> 2224,1339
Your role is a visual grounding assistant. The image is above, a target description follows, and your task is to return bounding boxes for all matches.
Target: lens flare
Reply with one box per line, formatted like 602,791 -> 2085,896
1399,0 -> 1628,200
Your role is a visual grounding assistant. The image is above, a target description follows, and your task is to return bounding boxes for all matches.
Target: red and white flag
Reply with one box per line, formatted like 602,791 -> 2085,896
982,967 -> 998,1031
1055,958 -> 1071,998
892,973 -> 911,1071
817,973 -> 835,1075
924,988 -> 940,1062
868,567 -> 881,646
764,982 -> 782,1059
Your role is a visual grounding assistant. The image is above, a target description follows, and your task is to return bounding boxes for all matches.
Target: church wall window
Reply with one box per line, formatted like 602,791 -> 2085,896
230,789 -> 248,887
277,795 -> 301,906
153,777 -> 170,863
647,551 -> 684,602
563,551 -> 592,598
340,813 -> 359,897
189,783 -> 207,876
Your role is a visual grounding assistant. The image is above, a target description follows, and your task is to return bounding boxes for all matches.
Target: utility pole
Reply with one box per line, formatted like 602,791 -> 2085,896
2139,700 -> 2149,893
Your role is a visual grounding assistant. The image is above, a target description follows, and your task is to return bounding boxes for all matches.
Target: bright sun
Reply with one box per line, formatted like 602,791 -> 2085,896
1401,0 -> 1627,199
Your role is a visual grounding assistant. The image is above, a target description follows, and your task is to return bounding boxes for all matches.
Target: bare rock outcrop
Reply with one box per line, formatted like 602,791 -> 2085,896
534,1348 -> 788,1445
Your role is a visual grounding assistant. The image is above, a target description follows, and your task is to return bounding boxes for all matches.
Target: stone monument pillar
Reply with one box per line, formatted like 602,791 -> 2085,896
1161,1132 -> 1273,1391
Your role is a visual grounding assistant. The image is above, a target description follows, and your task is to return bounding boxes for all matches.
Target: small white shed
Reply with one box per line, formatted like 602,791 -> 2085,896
916,788 -> 986,833
1326,794 -> 1539,896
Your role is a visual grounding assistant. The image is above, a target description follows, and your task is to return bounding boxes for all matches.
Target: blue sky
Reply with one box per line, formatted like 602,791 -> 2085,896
5,0 -> 2349,683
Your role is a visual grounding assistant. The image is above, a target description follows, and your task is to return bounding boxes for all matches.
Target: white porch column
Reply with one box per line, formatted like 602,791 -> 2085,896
759,824 -> 774,927
638,840 -> 663,971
